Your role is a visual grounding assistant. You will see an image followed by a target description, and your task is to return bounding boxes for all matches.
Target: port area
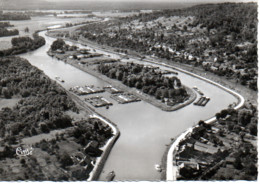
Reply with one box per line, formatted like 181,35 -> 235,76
191,86 -> 210,107
85,96 -> 113,108
110,93 -> 141,104
70,85 -> 105,95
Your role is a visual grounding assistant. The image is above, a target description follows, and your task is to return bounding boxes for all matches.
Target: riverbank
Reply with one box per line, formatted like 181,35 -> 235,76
0,56 -> 119,181
67,91 -> 120,181
166,72 -> 245,180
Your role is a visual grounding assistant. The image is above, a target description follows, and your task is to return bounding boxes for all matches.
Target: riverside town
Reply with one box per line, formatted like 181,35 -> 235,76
0,0 -> 257,182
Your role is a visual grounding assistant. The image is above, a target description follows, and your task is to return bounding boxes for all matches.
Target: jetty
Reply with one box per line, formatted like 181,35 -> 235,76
103,86 -> 123,94
110,93 -> 141,104
85,96 -> 113,107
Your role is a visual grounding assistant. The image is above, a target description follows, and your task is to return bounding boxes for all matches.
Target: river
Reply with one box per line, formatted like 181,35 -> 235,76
21,30 -> 238,181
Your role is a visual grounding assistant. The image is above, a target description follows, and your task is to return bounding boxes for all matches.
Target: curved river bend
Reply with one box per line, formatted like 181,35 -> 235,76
21,31 -> 237,181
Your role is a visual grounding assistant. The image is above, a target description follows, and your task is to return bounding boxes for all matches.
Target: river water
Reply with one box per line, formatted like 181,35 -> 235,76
21,31 -> 237,181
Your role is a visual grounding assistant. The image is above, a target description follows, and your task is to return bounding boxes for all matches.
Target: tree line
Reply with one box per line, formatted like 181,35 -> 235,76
0,57 -> 78,143
0,12 -> 31,21
0,33 -> 45,56
98,62 -> 188,103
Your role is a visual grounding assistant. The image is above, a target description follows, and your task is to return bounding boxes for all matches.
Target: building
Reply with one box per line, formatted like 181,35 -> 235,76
194,141 -> 219,154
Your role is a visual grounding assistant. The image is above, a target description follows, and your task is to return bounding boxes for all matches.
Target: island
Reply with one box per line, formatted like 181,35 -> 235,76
47,38 -> 195,111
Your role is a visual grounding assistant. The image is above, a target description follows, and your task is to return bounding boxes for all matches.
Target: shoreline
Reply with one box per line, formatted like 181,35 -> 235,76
67,91 -> 120,181
165,68 -> 245,181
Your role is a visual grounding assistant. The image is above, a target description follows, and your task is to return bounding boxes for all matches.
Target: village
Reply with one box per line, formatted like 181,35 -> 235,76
74,3 -> 257,92
173,103 -> 257,180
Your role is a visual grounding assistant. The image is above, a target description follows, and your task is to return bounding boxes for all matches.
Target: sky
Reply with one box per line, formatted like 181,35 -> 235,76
46,0 -> 257,2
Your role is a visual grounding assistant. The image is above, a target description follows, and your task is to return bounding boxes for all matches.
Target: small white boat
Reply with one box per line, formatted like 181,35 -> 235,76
106,171 -> 115,181
155,164 -> 162,172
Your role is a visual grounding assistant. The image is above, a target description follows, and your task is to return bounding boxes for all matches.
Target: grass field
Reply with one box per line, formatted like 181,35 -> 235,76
0,98 -> 20,110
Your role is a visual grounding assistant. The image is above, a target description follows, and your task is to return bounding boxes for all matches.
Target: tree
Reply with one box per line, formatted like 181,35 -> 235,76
220,109 -> 228,118
24,27 -> 29,33
40,123 -> 50,133
21,90 -> 30,98
135,81 -> 142,89
249,123 -> 257,136
238,109 -> 252,126
31,127 -> 37,136
53,115 -> 72,129
162,89 -> 169,98
245,163 -> 257,176
155,88 -> 162,99
233,157 -> 243,170
216,112 -> 221,120
60,153 -> 73,168
3,88 -> 12,99
116,70 -> 123,80
51,38 -> 65,51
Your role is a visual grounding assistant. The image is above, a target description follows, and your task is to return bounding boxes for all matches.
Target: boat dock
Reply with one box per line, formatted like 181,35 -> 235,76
194,96 -> 210,106
70,85 -> 105,95
111,93 -> 141,104
85,96 -> 113,107
103,86 -> 123,94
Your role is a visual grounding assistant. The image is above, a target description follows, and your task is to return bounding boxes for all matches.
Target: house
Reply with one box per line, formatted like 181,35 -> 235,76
80,155 -> 92,166
71,166 -> 90,180
84,141 -> 103,157
225,156 -> 235,164
210,66 -> 218,72
211,126 -> 220,133
56,49 -> 64,54
194,141 -> 219,154
188,55 -> 194,61
193,126 -> 206,135
80,49 -> 90,54
77,54 -> 85,59
202,61 -> 212,67
179,162 -> 200,171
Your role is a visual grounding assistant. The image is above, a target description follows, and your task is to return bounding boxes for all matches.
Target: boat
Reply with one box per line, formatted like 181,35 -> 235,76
106,171 -> 115,181
194,96 -> 206,106
55,76 -> 64,83
155,164 -> 162,172
201,97 -> 210,106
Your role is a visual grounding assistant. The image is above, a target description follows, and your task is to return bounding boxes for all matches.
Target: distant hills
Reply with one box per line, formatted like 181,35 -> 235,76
1,0 -> 254,11
1,0 -> 197,10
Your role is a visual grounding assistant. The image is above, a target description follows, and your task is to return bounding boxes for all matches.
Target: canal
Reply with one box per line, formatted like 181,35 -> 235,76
21,30 -> 238,181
